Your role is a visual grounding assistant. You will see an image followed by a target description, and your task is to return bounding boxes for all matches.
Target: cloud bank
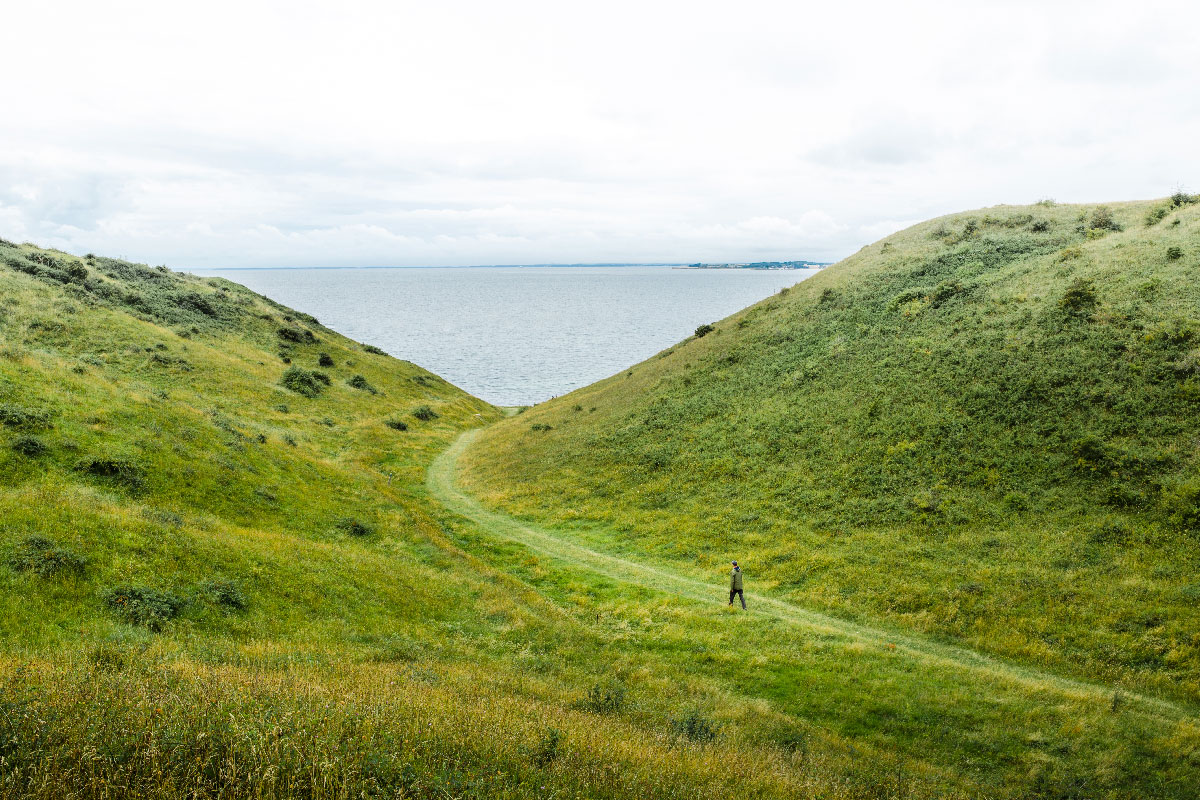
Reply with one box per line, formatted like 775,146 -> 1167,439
2,0 -> 1197,268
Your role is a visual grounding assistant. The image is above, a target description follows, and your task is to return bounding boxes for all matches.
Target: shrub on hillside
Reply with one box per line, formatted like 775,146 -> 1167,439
75,457 -> 145,490
318,353 -> 335,367
11,435 -> 48,457
412,405 -> 438,421
0,404 -> 52,429
669,710 -> 718,743
280,366 -> 327,397
1162,480 -> 1200,534
200,578 -> 248,611
347,374 -> 377,394
576,681 -> 626,714
531,728 -> 562,767
1088,206 -> 1122,232
1030,219 -> 1051,233
103,585 -> 186,630
336,518 -> 374,537
385,419 -> 408,431
1145,205 -> 1171,226
1059,278 -> 1098,316
1170,191 -> 1200,208
694,323 -> 715,338
8,536 -> 86,578
1166,246 -> 1184,261
362,344 -> 387,355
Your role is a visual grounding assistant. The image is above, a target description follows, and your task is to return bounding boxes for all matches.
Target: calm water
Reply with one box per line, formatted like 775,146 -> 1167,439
196,266 -> 819,406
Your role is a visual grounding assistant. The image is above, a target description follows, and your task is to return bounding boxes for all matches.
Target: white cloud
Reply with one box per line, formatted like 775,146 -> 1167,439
1,0 -> 1197,267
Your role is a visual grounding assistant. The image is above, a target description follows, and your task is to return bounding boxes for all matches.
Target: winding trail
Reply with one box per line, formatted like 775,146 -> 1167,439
429,429 -> 1194,722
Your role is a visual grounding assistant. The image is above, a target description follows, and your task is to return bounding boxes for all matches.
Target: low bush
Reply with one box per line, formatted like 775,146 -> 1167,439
8,536 -> 86,578
0,403 -> 52,429
362,344 -> 387,355
75,457 -> 145,490
277,326 -> 315,344
412,405 -> 438,421
577,681 -> 626,714
1059,278 -> 1098,316
200,578 -> 248,611
385,419 -> 408,431
1169,191 -> 1199,208
280,366 -> 327,397
1166,246 -> 1184,260
336,518 -> 375,537
11,435 -> 48,456
530,423 -> 553,432
1145,205 -> 1171,226
347,374 -> 377,394
1030,219 -> 1051,233
531,728 -> 562,767
1088,206 -> 1122,232
669,710 -> 718,743
694,323 -> 715,338
102,585 -> 186,630
318,353 -> 335,367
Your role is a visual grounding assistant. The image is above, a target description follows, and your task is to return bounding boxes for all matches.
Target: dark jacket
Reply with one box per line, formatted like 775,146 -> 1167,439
730,567 -> 743,591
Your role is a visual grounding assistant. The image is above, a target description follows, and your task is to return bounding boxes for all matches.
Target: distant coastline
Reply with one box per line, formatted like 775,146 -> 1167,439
675,260 -> 830,270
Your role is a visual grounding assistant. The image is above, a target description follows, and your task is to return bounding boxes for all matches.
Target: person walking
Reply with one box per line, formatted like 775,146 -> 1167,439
729,561 -> 746,609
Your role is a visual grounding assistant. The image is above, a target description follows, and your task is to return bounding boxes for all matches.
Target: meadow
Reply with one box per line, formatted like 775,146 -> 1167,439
3,198 -> 1199,798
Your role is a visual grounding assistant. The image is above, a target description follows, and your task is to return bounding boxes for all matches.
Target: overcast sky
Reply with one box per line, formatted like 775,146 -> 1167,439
2,1 -> 1197,268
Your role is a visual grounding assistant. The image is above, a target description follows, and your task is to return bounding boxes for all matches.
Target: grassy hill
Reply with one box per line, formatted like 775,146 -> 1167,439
5,204 -> 1200,800
0,240 -> 971,799
461,196 -> 1200,708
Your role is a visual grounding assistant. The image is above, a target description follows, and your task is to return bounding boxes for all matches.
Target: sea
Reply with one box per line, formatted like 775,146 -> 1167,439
193,265 -> 820,406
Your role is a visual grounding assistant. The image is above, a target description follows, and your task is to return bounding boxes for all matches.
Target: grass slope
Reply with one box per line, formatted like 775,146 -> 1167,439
459,198 -> 1200,775
0,240 -> 987,799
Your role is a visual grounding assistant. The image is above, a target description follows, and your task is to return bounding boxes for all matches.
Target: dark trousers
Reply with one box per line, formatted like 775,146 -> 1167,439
729,589 -> 745,609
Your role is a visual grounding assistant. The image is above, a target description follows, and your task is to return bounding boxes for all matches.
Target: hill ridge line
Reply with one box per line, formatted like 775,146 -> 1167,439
428,429 -> 1193,722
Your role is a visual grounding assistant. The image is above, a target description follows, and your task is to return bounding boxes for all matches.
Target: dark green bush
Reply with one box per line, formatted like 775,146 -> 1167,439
318,353 -> 335,367
8,536 -> 86,578
530,423 -> 553,432
277,326 -> 315,344
102,586 -> 186,630
1166,246 -> 1184,260
385,419 -> 408,431
1059,278 -> 1098,316
280,366 -> 326,397
1088,207 -> 1122,232
0,404 -> 52,429
694,323 -> 715,338
362,344 -> 387,355
669,710 -> 717,743
578,682 -> 626,714
347,374 -> 377,394
75,457 -> 145,490
1030,219 -> 1051,233
1145,205 -> 1170,226
336,518 -> 374,537
1169,191 -> 1199,208
200,578 -> 248,611
412,405 -> 438,421
531,728 -> 562,767
11,435 -> 48,456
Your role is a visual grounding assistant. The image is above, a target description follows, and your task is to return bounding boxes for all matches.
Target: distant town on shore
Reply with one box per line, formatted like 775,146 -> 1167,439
677,260 -> 830,270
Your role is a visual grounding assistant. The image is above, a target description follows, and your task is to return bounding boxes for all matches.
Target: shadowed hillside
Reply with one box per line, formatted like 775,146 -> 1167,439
461,196 -> 1200,702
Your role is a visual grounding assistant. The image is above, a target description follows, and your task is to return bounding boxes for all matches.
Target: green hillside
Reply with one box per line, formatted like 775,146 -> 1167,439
462,197 -> 1200,706
5,206 -> 1200,800
0,240 -> 968,799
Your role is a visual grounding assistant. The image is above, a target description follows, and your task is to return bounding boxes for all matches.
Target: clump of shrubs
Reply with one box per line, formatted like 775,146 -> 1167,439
1167,246 -> 1184,261
694,323 -> 715,338
200,578 -> 248,611
347,374 -> 377,394
277,326 -> 316,344
318,353 -> 335,367
1059,278 -> 1098,316
0,403 -> 52,429
577,681 -> 626,714
8,535 -> 86,578
102,585 -> 186,630
11,435 -> 48,457
530,423 -> 553,432
75,457 -> 145,490
280,366 -> 330,397
1030,219 -> 1051,233
1088,206 -> 1122,232
412,405 -> 438,421
336,518 -> 375,537
669,710 -> 718,743
362,344 -> 387,355
385,419 -> 408,431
